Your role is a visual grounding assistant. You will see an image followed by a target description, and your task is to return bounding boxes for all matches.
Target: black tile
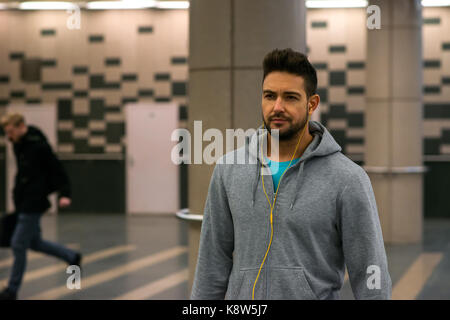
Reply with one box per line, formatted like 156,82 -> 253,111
90,130 -> 105,136
42,83 -> 72,90
155,97 -> 171,102
442,130 -> 450,143
347,86 -> 365,95
73,139 -> 89,153
172,82 -> 187,96
74,116 -> 89,128
443,42 -> 450,50
179,105 -> 188,120
424,17 -> 441,25
90,75 -> 104,89
89,146 -> 105,154
106,105 -> 121,112
329,71 -> 346,86
105,58 -> 121,66
122,97 -> 138,104
41,59 -> 57,67
171,57 -> 187,65
348,113 -> 364,127
329,45 -> 346,53
328,130 -> 346,150
0,75 -> 9,83
155,73 -> 170,81
122,73 -> 138,81
74,90 -> 88,98
424,60 -> 441,68
10,90 -> 25,98
21,58 -> 41,82
89,35 -> 104,43
26,98 -> 41,104
424,103 -> 450,118
73,66 -> 88,74
347,61 -> 365,69
328,104 -> 346,118
0,99 -> 9,106
424,86 -> 441,94
106,122 -> 125,144
89,74 -> 120,89
311,21 -> 327,28
316,87 -> 328,103
10,52 -> 24,60
443,77 -> 450,85
58,99 -> 72,120
90,99 -> 105,120
138,89 -> 154,97
347,137 -> 364,144
424,138 -> 440,155
41,29 -> 56,36
138,26 -> 153,33
58,130 -> 72,143
312,62 -> 327,70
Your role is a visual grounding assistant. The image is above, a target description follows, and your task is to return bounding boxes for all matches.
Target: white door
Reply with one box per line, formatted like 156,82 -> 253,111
6,104 -> 58,215
125,103 -> 179,214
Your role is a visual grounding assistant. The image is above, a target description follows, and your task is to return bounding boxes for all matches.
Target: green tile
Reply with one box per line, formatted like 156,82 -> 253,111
311,21 -> 327,28
172,82 -> 187,96
329,45 -> 346,53
138,26 -> 153,33
329,71 -> 346,86
423,17 -> 440,25
89,35 -> 104,43
41,29 -> 56,36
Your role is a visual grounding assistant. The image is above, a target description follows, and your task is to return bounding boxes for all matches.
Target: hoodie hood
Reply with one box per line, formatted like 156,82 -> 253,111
246,120 -> 342,208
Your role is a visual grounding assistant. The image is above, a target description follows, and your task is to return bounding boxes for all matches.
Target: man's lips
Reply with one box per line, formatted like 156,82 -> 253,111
271,118 -> 288,124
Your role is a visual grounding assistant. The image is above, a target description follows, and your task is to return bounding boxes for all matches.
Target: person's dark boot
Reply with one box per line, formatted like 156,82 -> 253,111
0,288 -> 17,300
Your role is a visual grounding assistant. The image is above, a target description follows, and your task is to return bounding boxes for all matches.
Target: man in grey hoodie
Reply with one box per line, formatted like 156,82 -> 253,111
191,48 -> 392,300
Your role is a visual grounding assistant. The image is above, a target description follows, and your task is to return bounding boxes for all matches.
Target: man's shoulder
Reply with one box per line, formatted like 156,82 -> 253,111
319,151 -> 368,182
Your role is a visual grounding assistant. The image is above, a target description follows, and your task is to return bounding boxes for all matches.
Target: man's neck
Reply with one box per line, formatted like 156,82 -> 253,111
266,126 -> 313,162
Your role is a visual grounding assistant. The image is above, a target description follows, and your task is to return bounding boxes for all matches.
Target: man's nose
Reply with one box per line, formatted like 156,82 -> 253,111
273,97 -> 284,111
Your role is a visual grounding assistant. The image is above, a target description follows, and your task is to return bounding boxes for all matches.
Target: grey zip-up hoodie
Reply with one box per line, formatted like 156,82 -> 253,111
191,121 -> 392,300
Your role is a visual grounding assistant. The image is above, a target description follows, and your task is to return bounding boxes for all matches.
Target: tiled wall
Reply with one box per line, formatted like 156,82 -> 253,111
0,9 -> 189,155
307,7 -> 450,158
1,8 -> 450,158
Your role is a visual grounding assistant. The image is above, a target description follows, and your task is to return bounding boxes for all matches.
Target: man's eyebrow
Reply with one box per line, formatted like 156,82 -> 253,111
262,89 -> 302,96
284,91 -> 302,96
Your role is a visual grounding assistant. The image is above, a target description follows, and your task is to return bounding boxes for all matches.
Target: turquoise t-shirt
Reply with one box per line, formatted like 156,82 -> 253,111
264,156 -> 300,191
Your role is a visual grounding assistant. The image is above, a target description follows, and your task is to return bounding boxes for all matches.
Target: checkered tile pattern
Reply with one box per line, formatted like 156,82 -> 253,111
307,7 -> 450,156
0,9 -> 188,154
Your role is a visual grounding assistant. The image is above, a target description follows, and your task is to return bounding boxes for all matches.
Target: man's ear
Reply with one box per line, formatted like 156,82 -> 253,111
308,94 -> 320,114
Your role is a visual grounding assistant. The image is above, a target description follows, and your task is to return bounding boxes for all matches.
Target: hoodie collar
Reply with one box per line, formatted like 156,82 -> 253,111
249,120 -> 342,207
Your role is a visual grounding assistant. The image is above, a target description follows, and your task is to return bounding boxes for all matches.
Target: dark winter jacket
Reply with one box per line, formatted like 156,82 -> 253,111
12,125 -> 71,213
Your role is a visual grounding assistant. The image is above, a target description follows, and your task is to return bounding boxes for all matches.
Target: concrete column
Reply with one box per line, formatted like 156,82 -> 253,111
187,0 -> 306,291
365,0 -> 424,243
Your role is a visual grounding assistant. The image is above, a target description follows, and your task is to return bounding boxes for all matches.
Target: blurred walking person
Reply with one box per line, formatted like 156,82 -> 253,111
0,113 -> 82,300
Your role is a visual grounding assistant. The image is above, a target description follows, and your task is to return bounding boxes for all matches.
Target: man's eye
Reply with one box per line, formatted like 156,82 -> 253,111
265,94 -> 275,99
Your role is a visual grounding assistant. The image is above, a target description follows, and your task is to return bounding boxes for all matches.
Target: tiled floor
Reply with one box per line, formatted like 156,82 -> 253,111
1,214 -> 449,300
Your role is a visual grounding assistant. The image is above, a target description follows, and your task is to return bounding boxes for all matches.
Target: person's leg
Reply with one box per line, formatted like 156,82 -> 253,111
8,213 -> 40,294
29,214 -> 77,264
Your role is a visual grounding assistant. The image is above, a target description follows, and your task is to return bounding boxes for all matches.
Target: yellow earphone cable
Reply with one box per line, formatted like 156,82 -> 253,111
251,112 -> 310,300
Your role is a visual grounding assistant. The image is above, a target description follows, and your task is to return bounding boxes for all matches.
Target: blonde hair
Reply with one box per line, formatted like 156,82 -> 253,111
0,112 -> 25,128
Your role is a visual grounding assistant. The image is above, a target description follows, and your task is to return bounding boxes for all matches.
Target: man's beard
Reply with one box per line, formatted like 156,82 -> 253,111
262,113 -> 308,141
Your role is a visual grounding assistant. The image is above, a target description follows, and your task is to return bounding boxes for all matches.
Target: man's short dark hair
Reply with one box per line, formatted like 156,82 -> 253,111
263,48 -> 317,98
